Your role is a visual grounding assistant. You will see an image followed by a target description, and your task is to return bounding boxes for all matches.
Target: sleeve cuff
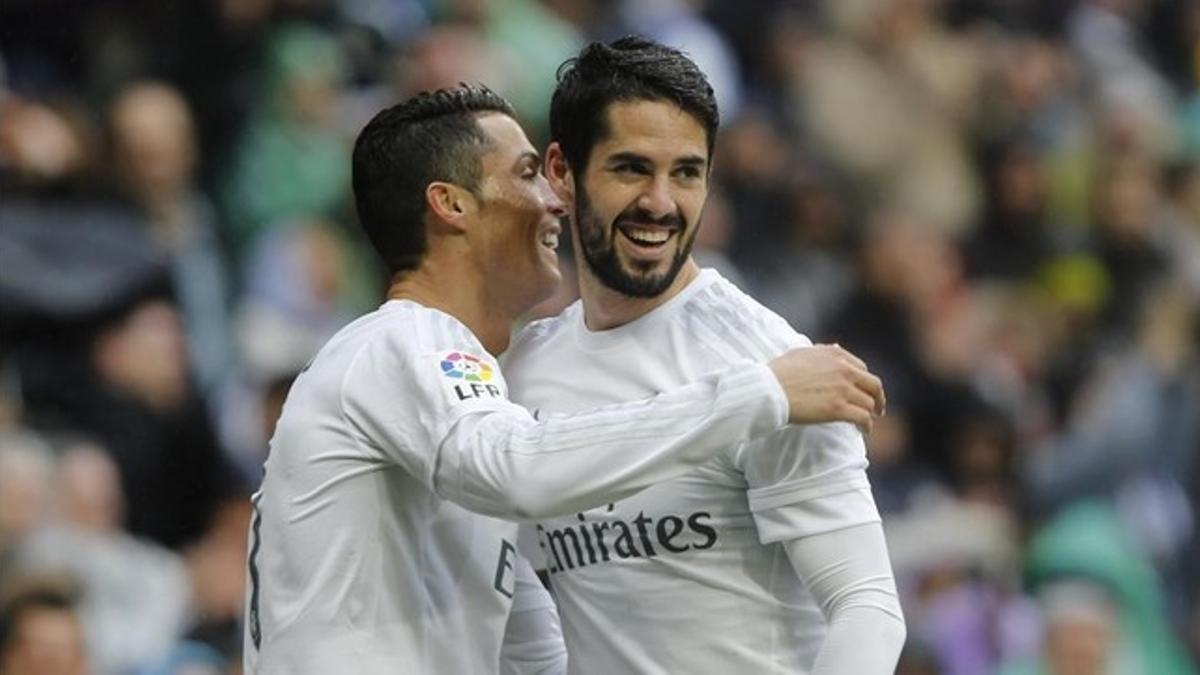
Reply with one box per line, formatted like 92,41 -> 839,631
751,482 -> 882,544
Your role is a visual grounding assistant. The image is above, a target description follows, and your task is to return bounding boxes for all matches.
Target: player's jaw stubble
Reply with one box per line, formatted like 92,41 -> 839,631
574,184 -> 698,299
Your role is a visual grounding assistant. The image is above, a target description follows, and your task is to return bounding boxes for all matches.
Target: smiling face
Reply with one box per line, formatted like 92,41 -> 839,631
471,113 -> 566,315
571,100 -> 709,298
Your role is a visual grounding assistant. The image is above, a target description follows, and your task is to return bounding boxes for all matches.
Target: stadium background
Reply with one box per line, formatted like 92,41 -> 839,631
1,0 -> 1198,673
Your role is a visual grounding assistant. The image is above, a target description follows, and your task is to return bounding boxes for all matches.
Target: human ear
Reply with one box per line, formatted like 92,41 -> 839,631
425,182 -> 475,232
544,142 -> 575,203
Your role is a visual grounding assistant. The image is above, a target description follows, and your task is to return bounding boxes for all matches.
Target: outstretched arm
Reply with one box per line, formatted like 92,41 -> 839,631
435,363 -> 786,519
438,344 -> 885,520
345,333 -> 884,521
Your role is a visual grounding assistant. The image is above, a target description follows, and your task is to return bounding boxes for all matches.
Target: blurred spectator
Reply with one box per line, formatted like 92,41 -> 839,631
400,21 -> 517,97
1162,161 -> 1200,296
1066,0 -> 1179,158
16,293 -> 242,549
219,22 -> 351,248
10,442 -> 192,674
481,0 -> 584,138
718,108 -> 797,267
862,404 -> 946,516
966,138 -> 1061,281
1088,154 -> 1172,337
745,166 -> 855,336
793,0 -> 983,233
1026,283 -> 1199,627
178,498 -> 251,664
690,186 -> 748,289
0,581 -> 89,675
1002,501 -> 1197,675
887,495 -> 1037,675
107,81 -> 234,397
0,96 -> 94,197
0,433 -> 55,561
235,219 -> 367,380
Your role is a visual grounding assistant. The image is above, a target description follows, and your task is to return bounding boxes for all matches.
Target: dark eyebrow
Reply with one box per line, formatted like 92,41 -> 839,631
604,152 -> 651,166
675,155 -> 707,169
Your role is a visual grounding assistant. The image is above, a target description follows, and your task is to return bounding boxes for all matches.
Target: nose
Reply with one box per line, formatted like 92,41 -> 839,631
637,175 -> 674,219
538,174 -> 567,218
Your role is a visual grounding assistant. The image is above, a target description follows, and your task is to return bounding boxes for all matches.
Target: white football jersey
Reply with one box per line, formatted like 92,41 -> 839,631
245,298 -> 790,674
504,270 -> 882,674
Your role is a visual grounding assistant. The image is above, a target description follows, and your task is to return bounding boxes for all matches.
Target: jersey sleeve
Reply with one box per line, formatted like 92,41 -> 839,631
437,361 -> 788,519
344,322 -> 790,520
341,322 -> 514,486
738,422 -> 881,543
734,308 -> 882,543
783,522 -> 906,673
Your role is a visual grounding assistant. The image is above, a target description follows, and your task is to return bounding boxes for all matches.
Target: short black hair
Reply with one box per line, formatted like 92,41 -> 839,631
550,36 -> 719,174
352,84 -> 516,276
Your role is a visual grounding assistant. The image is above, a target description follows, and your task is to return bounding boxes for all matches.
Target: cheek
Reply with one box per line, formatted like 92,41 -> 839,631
680,190 -> 708,226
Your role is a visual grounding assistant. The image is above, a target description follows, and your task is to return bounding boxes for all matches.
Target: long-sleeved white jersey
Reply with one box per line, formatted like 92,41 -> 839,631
503,270 -> 898,674
243,298 -> 790,674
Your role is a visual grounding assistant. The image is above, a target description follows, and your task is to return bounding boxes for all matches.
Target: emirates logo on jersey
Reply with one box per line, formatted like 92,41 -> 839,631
440,352 -> 494,382
537,509 -> 718,575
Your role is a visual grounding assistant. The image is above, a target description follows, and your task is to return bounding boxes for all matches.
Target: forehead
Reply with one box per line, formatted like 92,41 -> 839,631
595,100 -> 707,159
476,112 -> 535,167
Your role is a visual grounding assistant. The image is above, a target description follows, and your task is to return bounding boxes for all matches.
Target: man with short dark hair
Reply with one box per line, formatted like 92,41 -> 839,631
244,85 -> 886,673
504,37 -> 907,673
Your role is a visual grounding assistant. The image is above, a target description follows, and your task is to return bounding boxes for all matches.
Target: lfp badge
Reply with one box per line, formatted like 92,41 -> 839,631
440,352 -> 502,401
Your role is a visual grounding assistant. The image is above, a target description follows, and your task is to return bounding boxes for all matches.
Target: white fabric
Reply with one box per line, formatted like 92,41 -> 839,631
783,523 -> 906,674
500,558 -> 568,675
244,299 -> 788,674
503,269 -> 893,674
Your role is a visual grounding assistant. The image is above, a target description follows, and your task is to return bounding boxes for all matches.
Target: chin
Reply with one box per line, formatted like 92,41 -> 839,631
529,270 -> 562,302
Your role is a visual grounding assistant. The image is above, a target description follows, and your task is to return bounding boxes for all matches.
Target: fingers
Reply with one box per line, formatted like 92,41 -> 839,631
849,368 -> 886,416
771,344 -> 887,431
839,401 -> 874,436
820,343 -> 886,417
830,343 -> 868,372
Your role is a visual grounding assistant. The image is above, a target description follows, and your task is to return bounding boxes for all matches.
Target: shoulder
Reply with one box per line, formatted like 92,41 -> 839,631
678,272 -> 812,357
336,302 -> 496,385
504,301 -> 577,368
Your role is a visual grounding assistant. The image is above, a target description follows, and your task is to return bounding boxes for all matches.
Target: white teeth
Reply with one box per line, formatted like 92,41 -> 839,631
623,228 -> 670,244
540,233 -> 559,249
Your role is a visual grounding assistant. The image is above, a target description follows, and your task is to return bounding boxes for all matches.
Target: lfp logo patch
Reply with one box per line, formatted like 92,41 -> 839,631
439,352 -> 502,401
440,352 -> 494,382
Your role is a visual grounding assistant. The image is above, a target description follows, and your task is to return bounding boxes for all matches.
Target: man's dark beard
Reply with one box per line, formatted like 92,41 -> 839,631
574,184 -> 696,298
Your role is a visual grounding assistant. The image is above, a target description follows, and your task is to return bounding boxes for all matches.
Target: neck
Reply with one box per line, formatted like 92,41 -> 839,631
386,257 -> 516,355
578,258 -> 701,331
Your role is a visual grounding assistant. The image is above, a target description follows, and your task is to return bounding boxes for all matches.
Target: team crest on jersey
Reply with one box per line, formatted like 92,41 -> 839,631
438,352 -> 503,401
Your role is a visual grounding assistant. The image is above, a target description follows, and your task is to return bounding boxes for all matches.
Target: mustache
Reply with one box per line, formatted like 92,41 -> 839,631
613,208 -> 685,231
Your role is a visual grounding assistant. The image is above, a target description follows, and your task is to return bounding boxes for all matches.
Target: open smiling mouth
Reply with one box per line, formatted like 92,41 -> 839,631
617,224 -> 676,253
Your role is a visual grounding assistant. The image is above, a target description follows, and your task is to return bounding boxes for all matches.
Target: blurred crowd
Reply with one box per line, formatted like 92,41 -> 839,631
1,0 -> 1198,673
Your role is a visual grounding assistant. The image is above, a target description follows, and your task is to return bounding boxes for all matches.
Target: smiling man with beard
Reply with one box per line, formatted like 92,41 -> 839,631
503,38 -> 907,674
